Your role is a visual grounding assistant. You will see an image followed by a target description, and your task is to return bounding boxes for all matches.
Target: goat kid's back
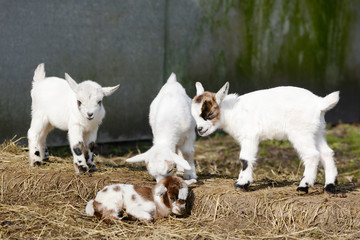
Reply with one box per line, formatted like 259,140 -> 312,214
149,73 -> 194,138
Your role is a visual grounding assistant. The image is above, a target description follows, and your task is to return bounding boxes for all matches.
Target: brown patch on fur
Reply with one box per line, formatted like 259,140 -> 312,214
113,185 -> 121,192
177,199 -> 186,205
154,176 -> 189,218
134,186 -> 153,202
192,91 -> 214,104
161,176 -> 186,207
92,200 -> 116,223
131,194 -> 136,201
193,92 -> 221,124
193,94 -> 204,103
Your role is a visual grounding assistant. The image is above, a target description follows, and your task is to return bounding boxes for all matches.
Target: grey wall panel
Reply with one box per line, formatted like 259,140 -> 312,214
0,1 -> 166,145
0,0 -> 359,146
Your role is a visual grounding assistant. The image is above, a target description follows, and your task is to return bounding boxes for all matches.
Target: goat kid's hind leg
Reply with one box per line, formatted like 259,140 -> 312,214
291,136 -> 320,193
40,124 -> 53,162
317,134 -> 338,193
235,139 -> 259,190
68,127 -> 89,174
28,115 -> 50,166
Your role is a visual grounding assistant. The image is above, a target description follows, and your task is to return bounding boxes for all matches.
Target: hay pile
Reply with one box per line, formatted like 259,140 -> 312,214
1,125 -> 360,239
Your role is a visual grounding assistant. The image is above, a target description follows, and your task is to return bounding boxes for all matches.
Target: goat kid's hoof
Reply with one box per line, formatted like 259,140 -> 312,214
43,148 -> 50,161
88,164 -> 97,172
74,163 -> 89,173
79,165 -> 89,173
324,183 -> 336,194
33,161 -> 42,166
296,186 -> 309,194
234,182 -> 250,191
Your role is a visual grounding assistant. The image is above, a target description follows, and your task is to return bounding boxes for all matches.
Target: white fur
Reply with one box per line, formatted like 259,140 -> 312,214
126,73 -> 197,182
28,63 -> 119,173
85,176 -> 194,221
192,82 -> 339,190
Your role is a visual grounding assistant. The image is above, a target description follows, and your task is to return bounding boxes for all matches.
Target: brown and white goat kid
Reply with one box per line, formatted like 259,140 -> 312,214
85,176 -> 196,222
191,82 -> 339,193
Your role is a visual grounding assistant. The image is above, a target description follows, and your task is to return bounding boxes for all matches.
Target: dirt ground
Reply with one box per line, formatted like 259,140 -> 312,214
0,124 -> 359,239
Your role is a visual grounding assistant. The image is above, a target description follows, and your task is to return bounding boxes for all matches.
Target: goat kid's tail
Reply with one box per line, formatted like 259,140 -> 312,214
320,91 -> 340,112
85,200 -> 95,216
33,63 -> 46,82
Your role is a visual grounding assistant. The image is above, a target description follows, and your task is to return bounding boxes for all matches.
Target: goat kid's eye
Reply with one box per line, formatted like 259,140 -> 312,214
170,196 -> 176,201
98,100 -> 102,106
77,100 -> 82,107
207,112 -> 214,119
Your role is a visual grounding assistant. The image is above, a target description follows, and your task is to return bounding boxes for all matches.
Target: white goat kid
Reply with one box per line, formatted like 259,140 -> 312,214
191,82 -> 339,193
85,176 -> 196,222
126,73 -> 197,182
28,63 -> 119,173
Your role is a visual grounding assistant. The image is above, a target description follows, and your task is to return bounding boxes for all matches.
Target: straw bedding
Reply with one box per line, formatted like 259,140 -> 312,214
1,125 -> 359,239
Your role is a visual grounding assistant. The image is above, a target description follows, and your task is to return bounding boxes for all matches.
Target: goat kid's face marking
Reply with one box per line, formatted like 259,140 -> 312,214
161,176 -> 189,215
191,92 -> 221,136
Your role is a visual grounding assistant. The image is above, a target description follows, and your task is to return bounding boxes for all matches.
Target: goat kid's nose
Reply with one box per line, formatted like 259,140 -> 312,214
87,112 -> 94,117
197,127 -> 203,132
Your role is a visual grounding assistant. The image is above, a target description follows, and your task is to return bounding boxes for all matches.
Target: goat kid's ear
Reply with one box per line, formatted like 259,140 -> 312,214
195,82 -> 204,95
125,152 -> 147,163
215,82 -> 229,105
167,72 -> 177,82
65,73 -> 79,93
102,84 -> 120,97
155,185 -> 167,196
170,152 -> 191,170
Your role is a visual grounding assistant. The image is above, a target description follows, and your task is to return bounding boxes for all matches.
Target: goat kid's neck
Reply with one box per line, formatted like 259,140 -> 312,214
218,94 -> 239,129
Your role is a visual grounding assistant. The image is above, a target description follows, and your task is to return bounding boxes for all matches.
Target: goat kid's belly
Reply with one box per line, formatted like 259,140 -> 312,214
227,121 -> 313,144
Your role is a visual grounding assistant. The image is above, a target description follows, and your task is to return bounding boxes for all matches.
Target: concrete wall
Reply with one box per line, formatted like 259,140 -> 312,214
0,1 -> 166,145
0,0 -> 359,145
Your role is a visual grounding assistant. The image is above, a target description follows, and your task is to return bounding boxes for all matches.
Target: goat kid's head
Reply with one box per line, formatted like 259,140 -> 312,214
125,146 -> 191,182
154,176 -> 194,216
191,82 -> 229,136
65,73 -> 120,121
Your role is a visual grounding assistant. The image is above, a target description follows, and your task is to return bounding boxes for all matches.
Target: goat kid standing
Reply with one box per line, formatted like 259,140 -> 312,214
28,63 -> 119,173
126,73 -> 197,182
191,82 -> 339,193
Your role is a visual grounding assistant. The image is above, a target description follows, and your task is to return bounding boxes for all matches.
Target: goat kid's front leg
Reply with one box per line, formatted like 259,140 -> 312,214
68,127 -> 89,174
85,128 -> 98,171
86,141 -> 96,170
234,140 -> 258,190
